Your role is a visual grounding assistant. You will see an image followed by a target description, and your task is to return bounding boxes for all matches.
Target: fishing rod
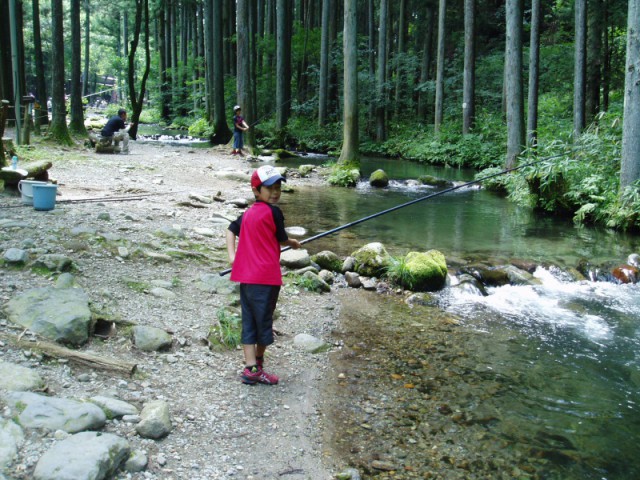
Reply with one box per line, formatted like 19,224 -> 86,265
219,153 -> 565,276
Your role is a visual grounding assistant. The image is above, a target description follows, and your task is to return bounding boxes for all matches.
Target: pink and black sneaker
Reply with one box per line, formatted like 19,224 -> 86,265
241,366 -> 279,385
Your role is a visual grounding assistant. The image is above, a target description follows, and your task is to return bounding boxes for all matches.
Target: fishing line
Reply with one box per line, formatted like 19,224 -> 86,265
219,152 -> 567,276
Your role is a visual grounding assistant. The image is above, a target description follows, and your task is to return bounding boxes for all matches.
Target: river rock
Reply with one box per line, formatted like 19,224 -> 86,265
4,287 -> 92,345
318,269 -> 335,284
418,175 -> 454,188
311,250 -> 343,272
196,273 -> 239,294
124,449 -> 149,473
0,361 -> 46,391
281,249 -> 311,269
55,272 -> 81,289
369,169 -> 389,188
135,400 -> 172,439
342,256 -> 356,272
154,225 -> 185,239
33,431 -> 130,480
4,391 -> 106,433
452,274 -> 487,296
3,248 -> 28,265
344,271 -> 362,288
0,418 -> 24,470
150,287 -> 176,299
32,254 -> 74,272
298,164 -> 315,177
352,243 -> 392,277
503,265 -> 539,285
293,333 -> 329,353
402,250 -> 448,291
89,396 -> 139,419
301,271 -> 331,293
611,264 -> 639,284
132,325 -> 173,352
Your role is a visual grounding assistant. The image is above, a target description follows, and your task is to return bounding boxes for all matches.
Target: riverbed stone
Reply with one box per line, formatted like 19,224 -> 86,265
0,418 -> 24,470
311,250 -> 343,272
352,243 -> 392,277
135,400 -> 172,439
0,361 -> 46,391
4,391 -> 106,433
32,253 -> 74,272
124,449 -> 149,473
281,249 -> 311,269
369,169 -> 389,188
403,250 -> 448,291
301,271 -> 331,293
3,248 -> 29,265
4,287 -> 92,345
32,431 -> 130,480
196,273 -> 239,294
89,396 -> 139,419
132,325 -> 173,352
294,333 -> 330,353
344,271 -> 362,288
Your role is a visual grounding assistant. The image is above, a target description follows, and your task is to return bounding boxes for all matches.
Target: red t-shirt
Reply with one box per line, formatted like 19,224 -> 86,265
228,201 -> 289,285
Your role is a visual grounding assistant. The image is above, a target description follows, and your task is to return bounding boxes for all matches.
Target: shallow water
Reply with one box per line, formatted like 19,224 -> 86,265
277,156 -> 640,479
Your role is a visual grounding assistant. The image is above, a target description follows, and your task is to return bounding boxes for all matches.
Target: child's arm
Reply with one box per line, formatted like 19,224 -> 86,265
226,230 -> 237,265
280,238 -> 301,250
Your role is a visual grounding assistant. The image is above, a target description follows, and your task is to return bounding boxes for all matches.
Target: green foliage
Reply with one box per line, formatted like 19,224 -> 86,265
385,256 -> 415,290
188,118 -> 215,138
327,162 -> 360,187
208,308 -> 241,350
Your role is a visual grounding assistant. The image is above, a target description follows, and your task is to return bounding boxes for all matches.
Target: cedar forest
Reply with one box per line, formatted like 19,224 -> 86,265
1,0 -> 640,230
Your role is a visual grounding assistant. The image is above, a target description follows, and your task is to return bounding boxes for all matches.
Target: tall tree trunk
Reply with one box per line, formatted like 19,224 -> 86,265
462,0 -> 475,134
375,0 -> 388,142
434,0 -> 446,134
82,0 -> 90,97
602,0 -> 610,111
586,0 -> 603,119
211,0 -> 231,143
158,3 -> 170,120
49,0 -> 73,145
338,0 -> 359,165
573,0 -> 587,138
69,0 -> 87,135
276,0 -> 292,133
127,0 -> 150,140
393,0 -> 406,117
527,0 -> 540,148
237,0 -> 256,150
505,0 -> 523,168
417,5 -> 434,119
0,0 -> 12,104
620,0 -> 640,190
367,0 -> 375,126
32,0 -> 48,131
318,0 -> 330,126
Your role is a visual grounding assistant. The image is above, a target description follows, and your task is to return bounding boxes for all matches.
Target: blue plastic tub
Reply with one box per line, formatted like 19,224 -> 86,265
32,184 -> 58,211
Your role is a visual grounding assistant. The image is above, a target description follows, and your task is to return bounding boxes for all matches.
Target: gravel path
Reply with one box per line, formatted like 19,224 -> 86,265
1,140 -> 344,479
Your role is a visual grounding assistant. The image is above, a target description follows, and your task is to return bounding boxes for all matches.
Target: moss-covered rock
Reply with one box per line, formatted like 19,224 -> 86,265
352,242 -> 392,277
418,175 -> 453,188
311,250 -> 343,272
404,250 -> 448,292
369,169 -> 389,188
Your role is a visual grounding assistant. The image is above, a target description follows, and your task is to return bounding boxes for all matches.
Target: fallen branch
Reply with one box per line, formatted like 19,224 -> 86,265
0,332 -> 137,376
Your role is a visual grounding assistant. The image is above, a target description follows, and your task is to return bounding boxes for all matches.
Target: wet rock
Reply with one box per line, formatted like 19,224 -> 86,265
336,468 -> 362,480
371,460 -> 396,471
611,264 -> 639,284
628,253 -> 640,267
418,175 -> 454,188
0,361 -> 46,391
298,165 -> 315,177
33,431 -> 130,480
345,272 -> 362,288
503,265 -> 539,285
369,169 -> 389,188
403,250 -> 448,291
135,400 -> 172,439
4,391 -> 106,433
452,273 -> 487,296
132,325 -> 173,352
342,256 -> 356,273
5,287 -> 92,345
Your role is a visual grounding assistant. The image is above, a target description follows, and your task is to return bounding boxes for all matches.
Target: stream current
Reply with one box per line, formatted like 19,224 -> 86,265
271,155 -> 640,479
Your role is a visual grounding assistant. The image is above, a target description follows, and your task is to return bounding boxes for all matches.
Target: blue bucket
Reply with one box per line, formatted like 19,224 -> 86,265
32,184 -> 58,211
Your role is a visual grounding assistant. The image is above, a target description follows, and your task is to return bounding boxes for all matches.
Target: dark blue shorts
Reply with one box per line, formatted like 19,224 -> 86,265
240,284 -> 280,345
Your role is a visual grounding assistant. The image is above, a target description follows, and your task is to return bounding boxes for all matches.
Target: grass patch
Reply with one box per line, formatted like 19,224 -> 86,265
208,308 -> 242,350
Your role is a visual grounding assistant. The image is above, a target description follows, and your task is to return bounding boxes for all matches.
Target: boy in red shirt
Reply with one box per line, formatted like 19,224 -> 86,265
226,165 -> 301,384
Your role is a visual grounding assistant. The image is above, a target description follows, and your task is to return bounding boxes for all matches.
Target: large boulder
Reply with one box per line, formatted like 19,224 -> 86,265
403,250 -> 448,292
352,243 -> 392,277
280,249 -> 311,269
369,169 -> 389,188
311,250 -> 343,272
0,361 -> 46,391
4,287 -> 92,345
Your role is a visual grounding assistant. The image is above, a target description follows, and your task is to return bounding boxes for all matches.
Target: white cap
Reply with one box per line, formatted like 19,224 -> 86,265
233,105 -> 241,111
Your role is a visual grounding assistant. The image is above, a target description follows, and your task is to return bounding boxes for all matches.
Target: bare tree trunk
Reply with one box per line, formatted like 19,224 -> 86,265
586,0 -> 603,120
318,0 -> 330,126
69,0 -> 87,136
375,0 -> 388,142
573,0 -> 587,139
211,0 -> 231,143
527,0 -> 540,148
49,0 -> 73,145
276,0 -> 292,132
434,0 -> 446,135
462,0 -> 475,134
32,0 -> 49,131
393,0 -> 406,117
83,0 -> 90,97
127,0 -> 151,140
417,5 -> 434,119
505,0 -> 523,168
338,0 -> 359,165
237,0 -> 256,150
620,0 -> 640,190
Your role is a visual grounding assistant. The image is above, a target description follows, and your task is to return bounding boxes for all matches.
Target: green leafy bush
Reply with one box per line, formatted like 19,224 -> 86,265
188,118 -> 214,138
208,308 -> 241,350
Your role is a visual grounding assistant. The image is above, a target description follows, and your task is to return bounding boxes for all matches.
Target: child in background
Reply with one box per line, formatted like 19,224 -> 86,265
226,165 -> 301,384
231,105 -> 249,156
